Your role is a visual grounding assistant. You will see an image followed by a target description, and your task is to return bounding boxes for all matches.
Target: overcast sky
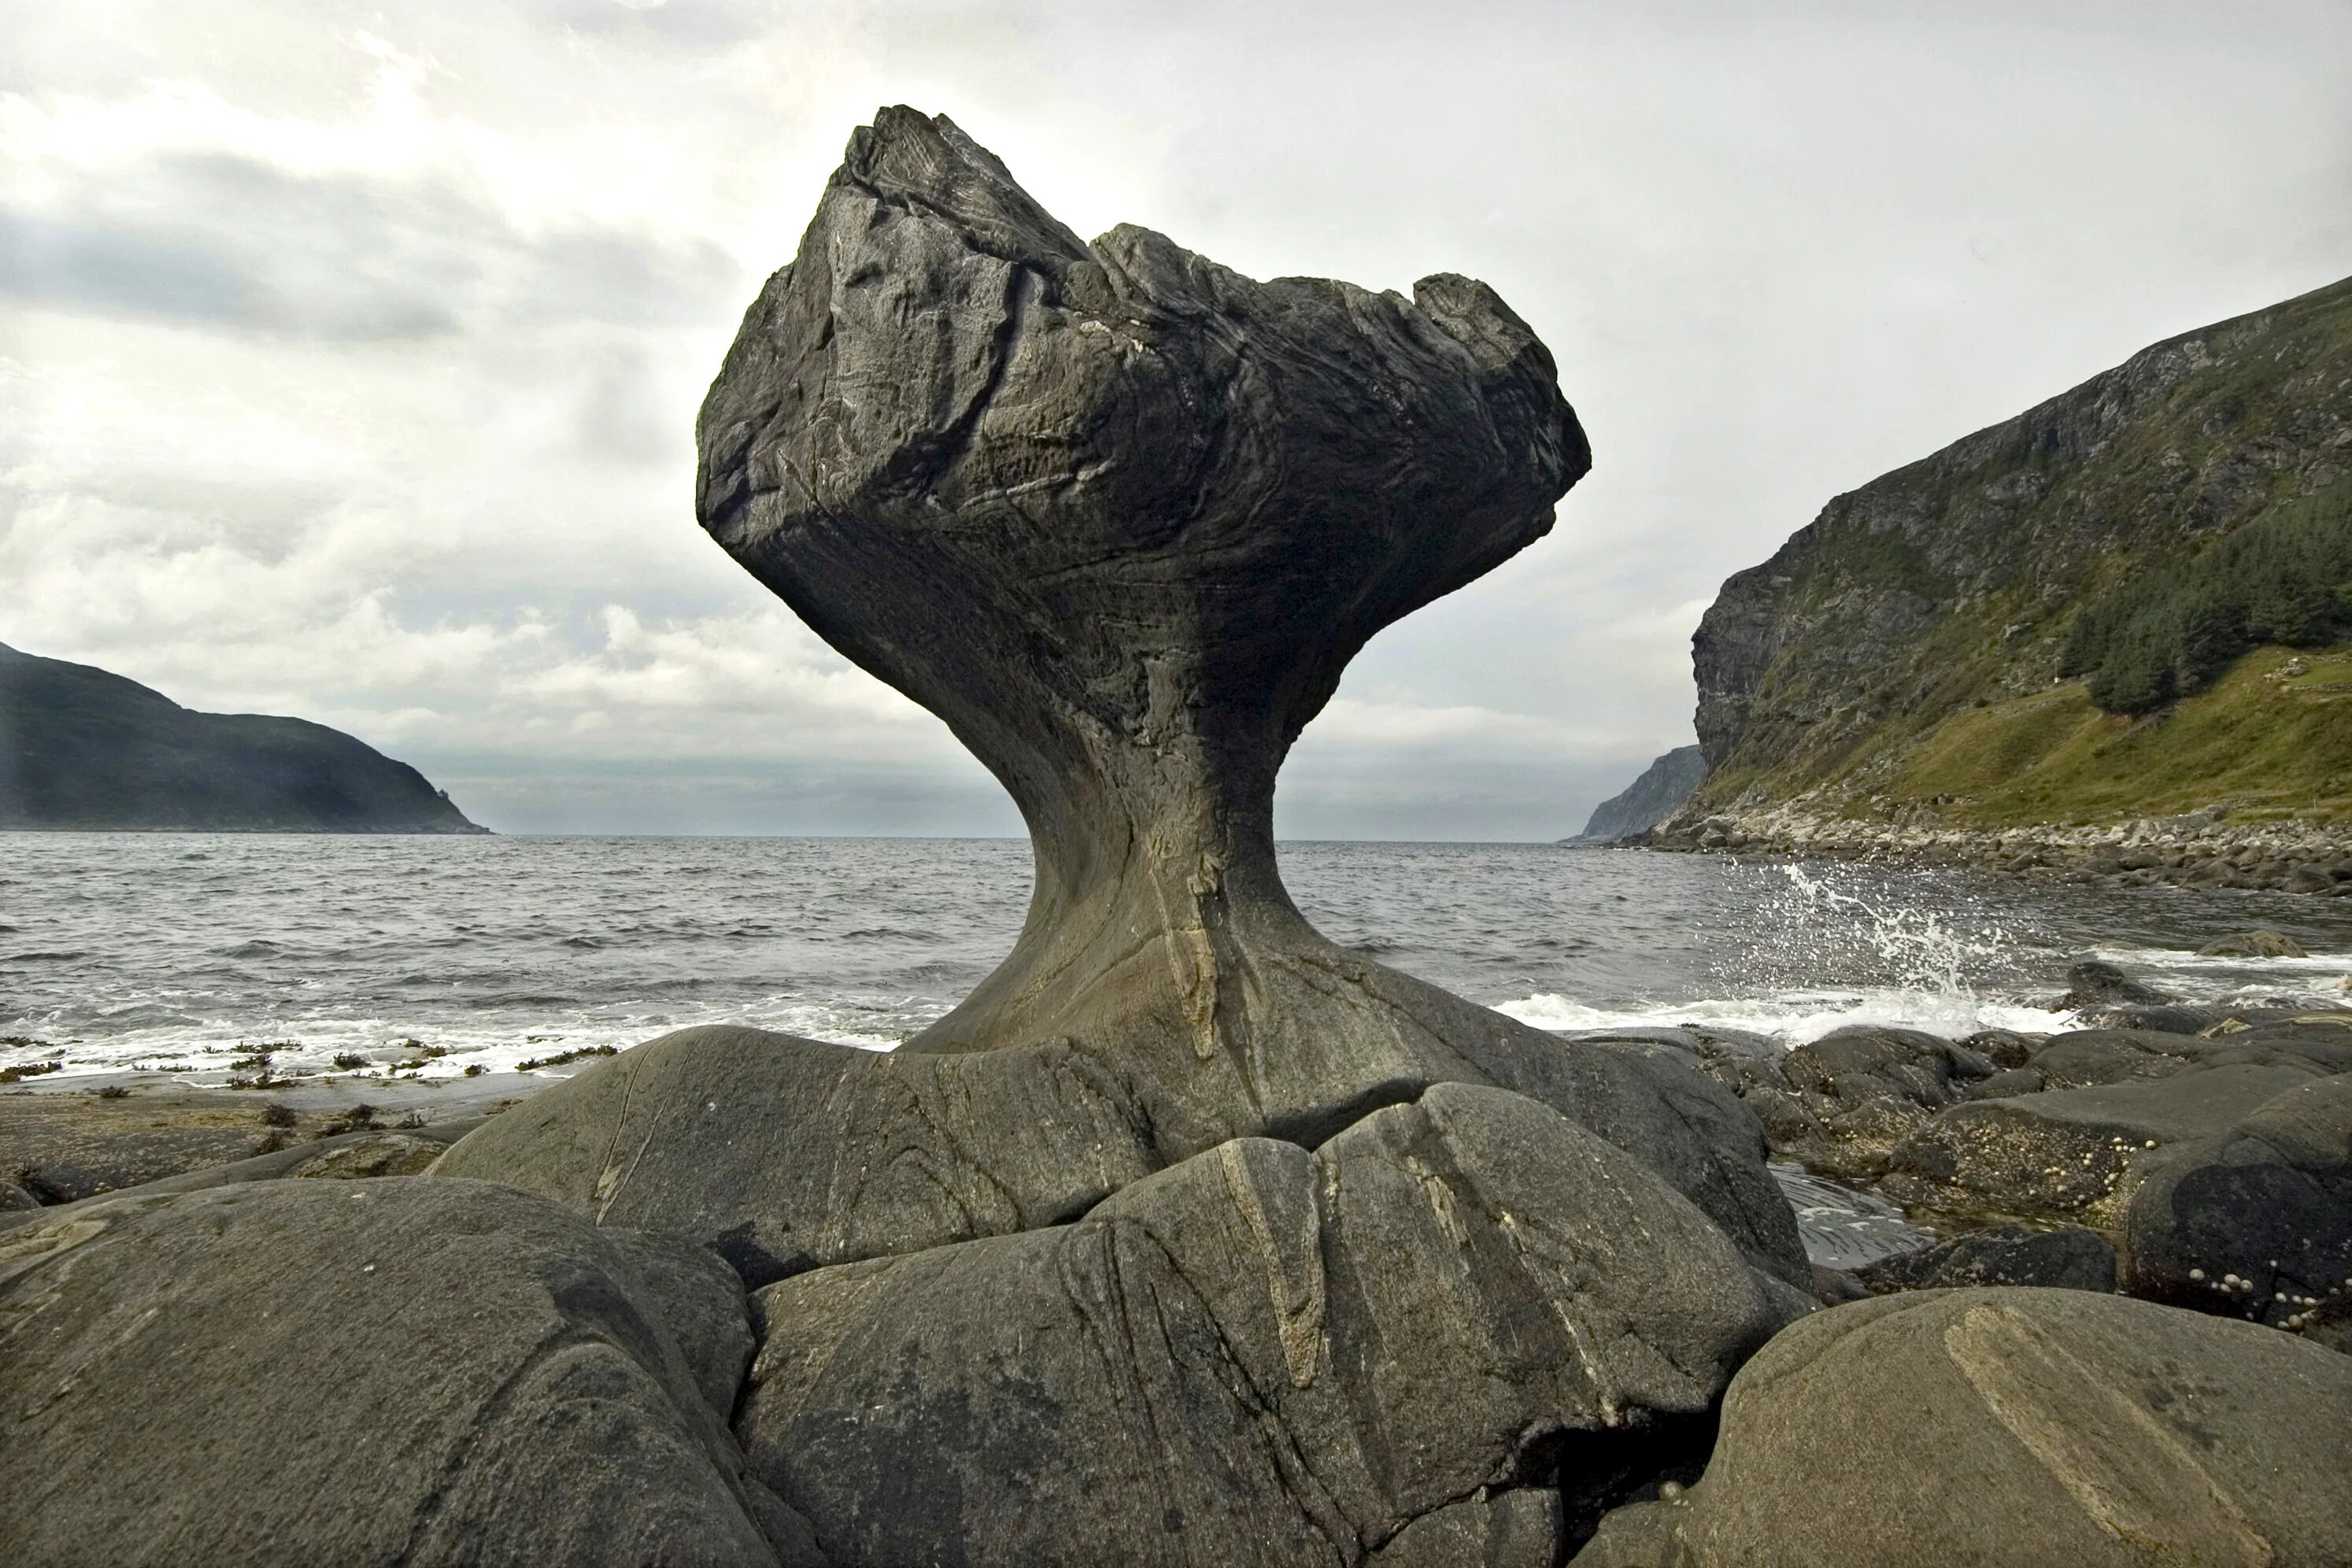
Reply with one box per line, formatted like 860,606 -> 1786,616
4,1 -> 2347,838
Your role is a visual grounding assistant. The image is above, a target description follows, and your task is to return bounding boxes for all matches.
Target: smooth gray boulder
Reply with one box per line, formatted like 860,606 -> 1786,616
436,1026 -> 1159,1285
736,1084 -> 1791,1566
0,1178 -> 820,1566
2122,1073 -> 2352,1333
1574,1289 -> 2352,1567
439,1019 -> 1810,1289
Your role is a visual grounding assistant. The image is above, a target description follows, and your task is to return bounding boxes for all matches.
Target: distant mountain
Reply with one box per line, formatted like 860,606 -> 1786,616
1666,273 -> 2352,837
0,644 -> 484,834
1574,745 -> 1705,842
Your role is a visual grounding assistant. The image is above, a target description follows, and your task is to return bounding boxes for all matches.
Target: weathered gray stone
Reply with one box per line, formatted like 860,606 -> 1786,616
436,1026 -> 1159,1285
1372,1488 -> 1562,1566
446,106 -> 1806,1294
2122,1073 -> 2352,1333
1883,1060 -> 2326,1215
1573,1289 -> 2352,1567
1855,1225 -> 2117,1294
0,1178 -> 820,1566
736,1084 -> 1788,1566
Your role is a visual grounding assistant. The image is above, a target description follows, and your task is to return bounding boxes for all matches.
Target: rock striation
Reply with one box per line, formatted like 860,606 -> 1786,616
1575,1289 -> 2352,1568
0,1179 -> 821,1566
452,105 -> 1820,1291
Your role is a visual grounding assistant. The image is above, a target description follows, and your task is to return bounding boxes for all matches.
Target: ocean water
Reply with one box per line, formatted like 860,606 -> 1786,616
4,834 -> 2350,1085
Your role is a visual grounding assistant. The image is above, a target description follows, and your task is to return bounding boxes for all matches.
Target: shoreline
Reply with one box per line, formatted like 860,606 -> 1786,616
1648,805 -> 2352,896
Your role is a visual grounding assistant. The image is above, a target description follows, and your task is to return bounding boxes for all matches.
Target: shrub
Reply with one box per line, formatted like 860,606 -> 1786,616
2064,477 -> 2352,713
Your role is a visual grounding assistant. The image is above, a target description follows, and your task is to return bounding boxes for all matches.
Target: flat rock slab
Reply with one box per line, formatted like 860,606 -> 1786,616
2123,1072 -> 2352,1332
736,1084 -> 1791,1567
1574,1288 -> 2352,1568
0,1178 -> 819,1566
1883,1060 -> 2330,1216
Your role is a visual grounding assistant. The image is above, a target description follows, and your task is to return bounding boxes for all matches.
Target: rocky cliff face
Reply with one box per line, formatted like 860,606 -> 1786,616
1577,744 -> 1705,842
1676,274 -> 2352,838
0,643 -> 482,833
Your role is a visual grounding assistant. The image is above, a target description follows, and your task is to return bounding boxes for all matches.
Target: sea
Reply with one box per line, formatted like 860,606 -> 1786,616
5,834 -> 2351,1085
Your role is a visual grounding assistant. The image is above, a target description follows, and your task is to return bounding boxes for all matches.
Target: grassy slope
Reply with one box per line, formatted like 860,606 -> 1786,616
1884,644 -> 2352,827
1692,275 -> 2352,829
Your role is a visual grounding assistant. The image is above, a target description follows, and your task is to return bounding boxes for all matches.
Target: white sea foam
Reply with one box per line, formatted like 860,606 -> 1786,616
1495,989 -> 2078,1045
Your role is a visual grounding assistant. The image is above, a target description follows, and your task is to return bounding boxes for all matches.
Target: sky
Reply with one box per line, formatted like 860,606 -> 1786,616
2,1 -> 2347,839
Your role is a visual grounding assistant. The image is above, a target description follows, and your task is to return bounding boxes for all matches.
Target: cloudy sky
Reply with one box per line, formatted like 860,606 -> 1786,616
4,1 -> 2347,838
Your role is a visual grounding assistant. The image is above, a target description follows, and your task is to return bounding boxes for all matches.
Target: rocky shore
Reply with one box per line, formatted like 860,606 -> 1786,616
5,111 -> 2346,1568
1651,802 -> 2352,895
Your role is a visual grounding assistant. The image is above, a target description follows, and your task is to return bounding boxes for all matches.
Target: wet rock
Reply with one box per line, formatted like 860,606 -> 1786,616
735,1085 -> 1789,1567
1744,1026 -> 1993,1180
1372,1489 -> 1561,1566
0,1178 -> 819,1566
1855,1225 -> 2117,1294
2058,958 -> 2166,1010
1963,1066 -> 2043,1099
2199,930 -> 2308,958
1767,1162 -> 1934,1273
1961,1027 -> 2039,1070
1883,1060 -> 2330,1216
1572,1289 -> 2352,1567
2122,1074 -> 2352,1333
0,1177 -> 36,1211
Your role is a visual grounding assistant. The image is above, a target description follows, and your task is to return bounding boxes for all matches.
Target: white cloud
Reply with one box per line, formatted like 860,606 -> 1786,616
3,0 -> 2346,836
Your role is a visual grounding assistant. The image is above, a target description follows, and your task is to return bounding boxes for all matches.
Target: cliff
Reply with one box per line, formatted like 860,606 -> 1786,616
1574,744 -> 1705,842
0,643 -> 483,833
1670,273 -> 2352,845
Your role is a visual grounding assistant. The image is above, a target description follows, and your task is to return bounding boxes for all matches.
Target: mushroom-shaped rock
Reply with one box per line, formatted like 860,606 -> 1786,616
443,108 -> 1803,1289
671,106 -> 1803,1278
735,1084 -> 1792,1566
696,106 -> 1586,1108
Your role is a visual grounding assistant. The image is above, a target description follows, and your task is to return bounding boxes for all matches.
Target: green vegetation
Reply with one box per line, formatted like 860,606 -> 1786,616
1884,645 -> 2352,827
2061,478 -> 2352,713
516,1045 -> 619,1071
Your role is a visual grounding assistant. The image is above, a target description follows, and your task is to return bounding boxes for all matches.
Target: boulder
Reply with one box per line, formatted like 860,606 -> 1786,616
2059,958 -> 2166,1009
735,1085 -> 1792,1566
0,1178 -> 819,1566
1574,1289 -> 2352,1566
1855,1226 -> 2117,1294
1372,1490 -> 1562,1567
2199,930 -> 2308,959
1883,1060 -> 2328,1216
2121,1073 -> 2352,1334
1737,1026 -> 1994,1180
435,1026 -> 1160,1286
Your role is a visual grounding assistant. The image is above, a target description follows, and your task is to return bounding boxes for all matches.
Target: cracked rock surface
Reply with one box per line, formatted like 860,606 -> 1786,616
0,1178 -> 823,1566
1574,1288 -> 2352,1568
735,1084 -> 1793,1566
